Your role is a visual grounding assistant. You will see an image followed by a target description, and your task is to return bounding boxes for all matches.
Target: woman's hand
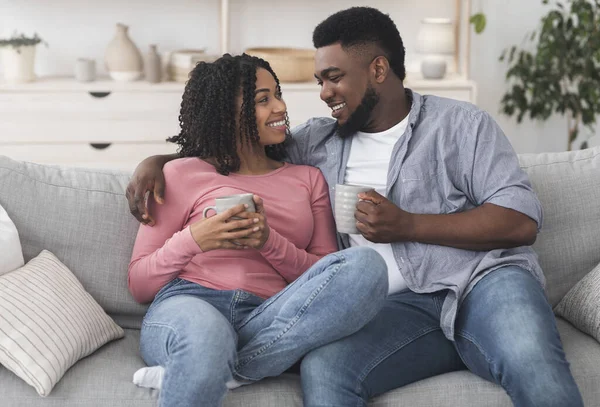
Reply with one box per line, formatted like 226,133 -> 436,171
126,154 -> 177,226
190,204 -> 260,251
233,195 -> 270,249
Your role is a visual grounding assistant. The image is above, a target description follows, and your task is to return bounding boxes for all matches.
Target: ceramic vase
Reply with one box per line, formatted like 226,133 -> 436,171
144,44 -> 161,83
0,45 -> 36,84
105,23 -> 143,81
416,18 -> 455,80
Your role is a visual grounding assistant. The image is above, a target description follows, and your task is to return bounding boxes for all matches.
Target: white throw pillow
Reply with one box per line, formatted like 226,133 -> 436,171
0,203 -> 24,276
0,250 -> 124,396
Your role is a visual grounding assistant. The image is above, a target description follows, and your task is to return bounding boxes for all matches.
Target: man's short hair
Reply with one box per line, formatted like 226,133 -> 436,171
312,7 -> 406,81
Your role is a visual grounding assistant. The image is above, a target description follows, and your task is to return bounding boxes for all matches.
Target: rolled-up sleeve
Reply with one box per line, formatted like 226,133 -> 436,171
459,111 -> 543,230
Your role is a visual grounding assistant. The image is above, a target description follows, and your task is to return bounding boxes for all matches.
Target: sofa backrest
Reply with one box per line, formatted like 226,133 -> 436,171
519,147 -> 600,306
1,148 -> 599,328
0,156 -> 145,329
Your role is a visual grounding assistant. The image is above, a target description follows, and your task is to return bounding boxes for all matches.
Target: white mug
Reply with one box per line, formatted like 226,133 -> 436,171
75,58 -> 96,82
334,184 -> 374,234
202,193 -> 256,219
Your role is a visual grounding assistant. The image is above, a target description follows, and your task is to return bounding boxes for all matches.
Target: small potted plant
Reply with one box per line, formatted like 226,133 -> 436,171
0,33 -> 45,84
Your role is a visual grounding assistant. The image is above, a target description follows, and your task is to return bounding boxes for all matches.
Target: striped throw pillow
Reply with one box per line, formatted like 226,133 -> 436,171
0,250 -> 124,396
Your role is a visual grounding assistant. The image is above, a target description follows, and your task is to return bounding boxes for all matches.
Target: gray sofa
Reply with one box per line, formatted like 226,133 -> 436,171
1,147 -> 599,407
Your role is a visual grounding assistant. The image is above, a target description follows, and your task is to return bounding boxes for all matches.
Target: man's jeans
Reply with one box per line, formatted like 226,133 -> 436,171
139,246 -> 388,407
301,266 -> 584,407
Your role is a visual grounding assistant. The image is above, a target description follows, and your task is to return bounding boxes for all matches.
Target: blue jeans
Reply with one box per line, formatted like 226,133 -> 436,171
139,246 -> 388,407
301,266 -> 583,407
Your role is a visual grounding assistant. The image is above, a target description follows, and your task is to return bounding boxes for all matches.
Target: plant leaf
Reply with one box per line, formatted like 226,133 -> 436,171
470,13 -> 487,34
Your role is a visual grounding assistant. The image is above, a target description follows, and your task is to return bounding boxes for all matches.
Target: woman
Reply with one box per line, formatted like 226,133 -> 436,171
128,54 -> 387,407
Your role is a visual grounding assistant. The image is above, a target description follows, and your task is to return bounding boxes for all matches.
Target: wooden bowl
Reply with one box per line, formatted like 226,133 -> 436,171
244,47 -> 315,83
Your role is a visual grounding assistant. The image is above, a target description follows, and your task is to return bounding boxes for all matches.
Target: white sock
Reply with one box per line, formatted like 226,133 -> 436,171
133,365 -> 253,391
133,366 -> 164,389
226,378 -> 252,390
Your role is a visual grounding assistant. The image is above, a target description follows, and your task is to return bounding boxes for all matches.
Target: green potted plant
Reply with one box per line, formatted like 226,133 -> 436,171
499,0 -> 600,150
0,33 -> 45,84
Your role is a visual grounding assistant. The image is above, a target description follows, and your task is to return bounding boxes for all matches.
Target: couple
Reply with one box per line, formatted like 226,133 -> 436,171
127,6 -> 584,407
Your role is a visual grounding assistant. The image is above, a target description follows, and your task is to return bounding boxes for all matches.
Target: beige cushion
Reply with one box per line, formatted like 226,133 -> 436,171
0,250 -> 124,396
555,261 -> 600,343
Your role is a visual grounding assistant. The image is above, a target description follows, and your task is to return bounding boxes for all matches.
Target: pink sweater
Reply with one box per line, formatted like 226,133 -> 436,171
128,158 -> 338,303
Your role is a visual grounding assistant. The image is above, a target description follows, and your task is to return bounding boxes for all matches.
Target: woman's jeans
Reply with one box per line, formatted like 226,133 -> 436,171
300,266 -> 584,407
139,246 -> 388,407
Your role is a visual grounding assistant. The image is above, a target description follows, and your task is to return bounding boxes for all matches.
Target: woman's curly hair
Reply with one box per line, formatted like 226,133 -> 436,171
167,53 -> 289,175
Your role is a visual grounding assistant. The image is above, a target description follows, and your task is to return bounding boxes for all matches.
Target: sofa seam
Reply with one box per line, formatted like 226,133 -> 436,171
519,150 -> 600,169
0,165 -> 126,196
0,161 -> 129,176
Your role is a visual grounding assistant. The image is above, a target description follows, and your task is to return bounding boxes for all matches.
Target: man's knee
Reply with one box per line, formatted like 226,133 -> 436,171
301,344 -> 347,383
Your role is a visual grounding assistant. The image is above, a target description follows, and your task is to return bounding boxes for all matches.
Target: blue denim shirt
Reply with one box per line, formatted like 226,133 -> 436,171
285,90 -> 545,339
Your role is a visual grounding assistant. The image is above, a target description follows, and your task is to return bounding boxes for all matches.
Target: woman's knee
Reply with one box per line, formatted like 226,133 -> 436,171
141,295 -> 237,365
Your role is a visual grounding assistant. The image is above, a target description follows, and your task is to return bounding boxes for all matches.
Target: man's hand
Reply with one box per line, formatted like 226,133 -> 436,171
355,191 -> 538,250
232,195 -> 270,249
126,154 -> 175,225
355,190 -> 415,243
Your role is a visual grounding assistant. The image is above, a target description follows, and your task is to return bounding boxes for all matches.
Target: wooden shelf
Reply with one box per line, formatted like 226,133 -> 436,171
0,76 -> 184,92
1,73 -> 475,94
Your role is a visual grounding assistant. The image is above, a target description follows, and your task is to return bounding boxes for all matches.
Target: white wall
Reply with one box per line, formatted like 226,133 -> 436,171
0,0 -> 222,75
2,0 -> 598,153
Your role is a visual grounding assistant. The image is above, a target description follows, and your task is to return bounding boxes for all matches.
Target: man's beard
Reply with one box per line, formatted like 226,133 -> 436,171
337,85 -> 380,139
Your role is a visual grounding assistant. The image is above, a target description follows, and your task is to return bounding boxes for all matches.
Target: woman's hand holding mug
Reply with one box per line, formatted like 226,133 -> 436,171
191,202 -> 259,252
232,195 -> 270,249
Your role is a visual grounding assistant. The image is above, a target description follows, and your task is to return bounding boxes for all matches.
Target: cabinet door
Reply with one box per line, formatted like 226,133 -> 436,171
0,91 -> 182,143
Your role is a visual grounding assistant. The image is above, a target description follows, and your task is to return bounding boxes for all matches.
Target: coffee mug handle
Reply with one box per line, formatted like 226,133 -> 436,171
202,206 -> 217,218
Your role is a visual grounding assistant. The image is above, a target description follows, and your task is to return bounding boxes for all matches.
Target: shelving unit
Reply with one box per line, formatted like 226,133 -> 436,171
0,0 -> 476,171
219,0 -> 473,78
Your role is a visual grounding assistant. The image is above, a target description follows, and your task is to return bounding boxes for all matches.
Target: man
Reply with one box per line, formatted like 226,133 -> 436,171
127,7 -> 583,407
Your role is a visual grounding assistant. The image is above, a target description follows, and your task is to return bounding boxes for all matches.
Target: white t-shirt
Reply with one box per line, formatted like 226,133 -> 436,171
344,116 -> 409,294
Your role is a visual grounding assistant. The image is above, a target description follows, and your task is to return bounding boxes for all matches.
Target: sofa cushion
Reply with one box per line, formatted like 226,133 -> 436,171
0,328 -> 304,407
555,261 -> 600,344
0,157 -> 146,328
519,147 -> 600,306
1,319 -> 598,406
0,146 -> 599,328
0,250 -> 124,396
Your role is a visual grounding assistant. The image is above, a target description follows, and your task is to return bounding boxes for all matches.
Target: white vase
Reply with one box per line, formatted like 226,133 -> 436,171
105,23 -> 143,82
0,45 -> 36,84
416,18 -> 455,80
421,58 -> 447,80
